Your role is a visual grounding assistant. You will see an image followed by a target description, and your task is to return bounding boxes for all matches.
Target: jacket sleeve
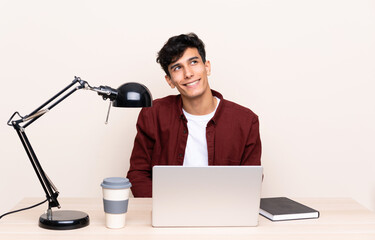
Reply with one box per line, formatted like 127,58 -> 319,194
126,108 -> 155,197
241,115 -> 261,165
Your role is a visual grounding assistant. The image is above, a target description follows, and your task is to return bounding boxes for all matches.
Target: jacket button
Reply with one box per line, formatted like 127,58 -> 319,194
179,153 -> 183,157
183,129 -> 187,134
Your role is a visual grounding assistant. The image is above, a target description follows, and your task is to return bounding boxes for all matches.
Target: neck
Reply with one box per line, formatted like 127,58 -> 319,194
182,91 -> 217,115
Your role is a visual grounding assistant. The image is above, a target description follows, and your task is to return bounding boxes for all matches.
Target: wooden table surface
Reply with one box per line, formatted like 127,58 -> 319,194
1,197 -> 375,240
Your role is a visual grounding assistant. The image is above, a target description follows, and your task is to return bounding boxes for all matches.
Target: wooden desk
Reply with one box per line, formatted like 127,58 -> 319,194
1,198 -> 375,240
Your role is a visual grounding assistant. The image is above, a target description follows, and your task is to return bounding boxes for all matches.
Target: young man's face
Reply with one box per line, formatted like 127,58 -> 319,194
165,47 -> 211,101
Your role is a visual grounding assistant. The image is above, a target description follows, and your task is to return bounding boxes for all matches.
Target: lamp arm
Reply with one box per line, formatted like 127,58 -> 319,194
8,76 -> 87,128
13,124 -> 61,209
7,76 -> 99,211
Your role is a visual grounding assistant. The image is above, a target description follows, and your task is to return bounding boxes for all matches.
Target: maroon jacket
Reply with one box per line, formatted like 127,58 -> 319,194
126,90 -> 261,197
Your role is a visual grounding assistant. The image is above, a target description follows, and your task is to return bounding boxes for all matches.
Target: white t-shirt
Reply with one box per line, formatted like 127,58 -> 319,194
182,98 -> 220,166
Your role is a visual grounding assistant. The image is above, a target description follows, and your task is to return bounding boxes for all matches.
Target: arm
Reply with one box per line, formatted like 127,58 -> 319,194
126,108 -> 155,197
241,116 -> 261,165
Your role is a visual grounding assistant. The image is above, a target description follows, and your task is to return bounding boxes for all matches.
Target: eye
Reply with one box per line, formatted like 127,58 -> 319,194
191,60 -> 198,65
173,66 -> 181,71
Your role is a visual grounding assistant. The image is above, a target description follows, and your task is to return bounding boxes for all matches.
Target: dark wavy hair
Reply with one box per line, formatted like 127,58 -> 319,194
156,33 -> 206,77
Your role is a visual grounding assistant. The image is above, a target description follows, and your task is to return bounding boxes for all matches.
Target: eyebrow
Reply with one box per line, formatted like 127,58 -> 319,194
169,56 -> 199,70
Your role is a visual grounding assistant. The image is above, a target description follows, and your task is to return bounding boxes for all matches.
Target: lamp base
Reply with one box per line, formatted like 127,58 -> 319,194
39,210 -> 89,230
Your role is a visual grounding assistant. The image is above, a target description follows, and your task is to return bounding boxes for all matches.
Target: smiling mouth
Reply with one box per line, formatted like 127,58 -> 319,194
185,79 -> 200,87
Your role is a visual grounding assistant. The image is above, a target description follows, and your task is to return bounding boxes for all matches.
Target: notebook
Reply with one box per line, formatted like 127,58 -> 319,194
259,197 -> 320,221
152,166 -> 263,227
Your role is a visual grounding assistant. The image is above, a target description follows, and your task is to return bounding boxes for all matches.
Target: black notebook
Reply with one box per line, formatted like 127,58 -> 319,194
259,197 -> 319,221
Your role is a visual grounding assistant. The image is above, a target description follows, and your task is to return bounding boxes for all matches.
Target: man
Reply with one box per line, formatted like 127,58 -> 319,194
127,33 -> 261,197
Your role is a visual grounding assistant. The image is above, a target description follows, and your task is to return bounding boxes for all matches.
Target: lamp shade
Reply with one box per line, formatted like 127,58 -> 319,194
113,82 -> 152,108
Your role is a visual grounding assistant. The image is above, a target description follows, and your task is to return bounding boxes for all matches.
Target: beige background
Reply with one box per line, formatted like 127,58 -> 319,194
1,0 -> 374,216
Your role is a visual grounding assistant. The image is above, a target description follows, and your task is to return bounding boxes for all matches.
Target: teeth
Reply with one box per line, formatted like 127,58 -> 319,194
186,80 -> 199,86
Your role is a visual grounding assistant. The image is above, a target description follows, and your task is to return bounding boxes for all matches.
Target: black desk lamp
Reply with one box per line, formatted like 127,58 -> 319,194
7,76 -> 152,230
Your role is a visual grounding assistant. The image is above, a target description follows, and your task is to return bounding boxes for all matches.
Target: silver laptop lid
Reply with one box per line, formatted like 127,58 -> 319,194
152,166 -> 263,227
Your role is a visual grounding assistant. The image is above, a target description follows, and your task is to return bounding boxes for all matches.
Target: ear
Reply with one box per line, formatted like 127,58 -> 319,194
205,60 -> 211,76
165,75 -> 175,89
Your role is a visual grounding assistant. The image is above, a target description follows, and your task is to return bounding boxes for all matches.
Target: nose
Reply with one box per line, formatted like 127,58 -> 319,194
184,66 -> 193,79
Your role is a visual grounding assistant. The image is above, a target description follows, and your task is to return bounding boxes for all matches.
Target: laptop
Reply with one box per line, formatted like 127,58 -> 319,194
152,166 -> 263,227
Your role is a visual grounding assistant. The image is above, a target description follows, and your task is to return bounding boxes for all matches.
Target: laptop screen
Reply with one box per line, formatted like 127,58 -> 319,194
152,166 -> 263,227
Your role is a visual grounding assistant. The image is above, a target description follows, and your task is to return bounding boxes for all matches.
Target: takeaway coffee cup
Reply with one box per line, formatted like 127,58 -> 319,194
101,177 -> 132,228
